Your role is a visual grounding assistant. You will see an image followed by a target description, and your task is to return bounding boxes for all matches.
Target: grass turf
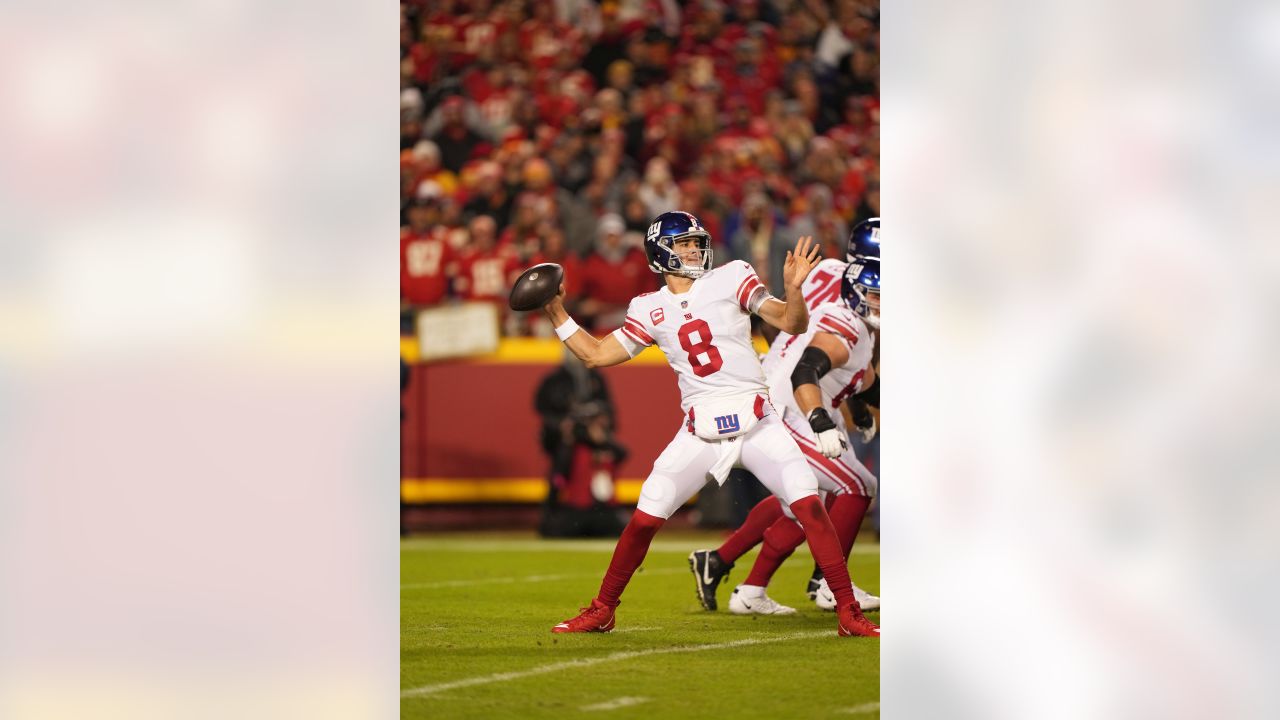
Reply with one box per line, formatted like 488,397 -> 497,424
402,531 -> 879,719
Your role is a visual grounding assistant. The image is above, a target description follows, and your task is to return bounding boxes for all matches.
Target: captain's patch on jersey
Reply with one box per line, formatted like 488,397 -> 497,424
651,308 -> 665,325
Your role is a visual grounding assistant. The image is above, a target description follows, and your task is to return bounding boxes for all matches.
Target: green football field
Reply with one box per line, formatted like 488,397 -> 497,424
402,531 -> 880,719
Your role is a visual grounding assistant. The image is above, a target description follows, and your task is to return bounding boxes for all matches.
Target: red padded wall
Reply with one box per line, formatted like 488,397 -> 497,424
402,360 -> 682,482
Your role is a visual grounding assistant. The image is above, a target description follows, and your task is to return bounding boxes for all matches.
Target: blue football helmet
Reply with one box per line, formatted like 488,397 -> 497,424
842,258 -> 880,328
846,217 -> 880,262
644,211 -> 714,278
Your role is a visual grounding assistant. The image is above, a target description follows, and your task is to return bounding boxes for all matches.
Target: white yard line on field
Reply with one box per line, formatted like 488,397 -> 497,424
401,567 -> 686,590
401,630 -> 830,699
582,696 -> 651,711
610,626 -> 661,634
402,538 -> 880,555
838,701 -> 881,714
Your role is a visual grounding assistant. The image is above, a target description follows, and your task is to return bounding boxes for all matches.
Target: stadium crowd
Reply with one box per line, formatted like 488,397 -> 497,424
401,0 -> 879,337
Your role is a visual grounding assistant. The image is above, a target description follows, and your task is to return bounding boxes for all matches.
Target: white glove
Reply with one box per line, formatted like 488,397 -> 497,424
814,427 -> 849,458
807,408 -> 848,459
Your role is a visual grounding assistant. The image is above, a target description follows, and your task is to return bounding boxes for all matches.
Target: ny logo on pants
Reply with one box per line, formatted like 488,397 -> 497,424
714,414 -> 740,434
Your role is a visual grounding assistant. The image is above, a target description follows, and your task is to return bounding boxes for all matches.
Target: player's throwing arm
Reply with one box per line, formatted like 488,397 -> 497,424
507,262 -> 632,369
542,283 -> 632,369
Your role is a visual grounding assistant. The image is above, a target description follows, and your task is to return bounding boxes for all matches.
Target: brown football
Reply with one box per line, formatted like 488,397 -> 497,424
508,262 -> 564,311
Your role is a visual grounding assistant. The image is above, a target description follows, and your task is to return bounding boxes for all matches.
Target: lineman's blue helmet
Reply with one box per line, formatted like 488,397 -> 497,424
841,258 -> 881,327
846,217 -> 880,262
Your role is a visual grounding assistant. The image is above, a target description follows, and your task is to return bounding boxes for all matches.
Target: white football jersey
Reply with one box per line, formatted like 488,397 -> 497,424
762,301 -> 874,429
801,257 -> 847,310
613,260 -> 771,413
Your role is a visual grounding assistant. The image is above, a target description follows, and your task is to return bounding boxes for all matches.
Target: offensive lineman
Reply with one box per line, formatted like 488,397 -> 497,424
690,219 -> 881,614
727,260 -> 882,614
543,211 -> 880,637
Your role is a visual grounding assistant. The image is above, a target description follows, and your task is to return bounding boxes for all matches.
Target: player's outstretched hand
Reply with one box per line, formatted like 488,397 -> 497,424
783,235 -> 821,291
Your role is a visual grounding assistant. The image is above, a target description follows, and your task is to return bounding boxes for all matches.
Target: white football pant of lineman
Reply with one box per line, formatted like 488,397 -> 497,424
777,412 -> 881,612
774,413 -> 878,515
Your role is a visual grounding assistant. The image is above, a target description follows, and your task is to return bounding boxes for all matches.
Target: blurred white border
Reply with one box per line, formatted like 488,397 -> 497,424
885,0 -> 1279,717
0,1 -> 398,717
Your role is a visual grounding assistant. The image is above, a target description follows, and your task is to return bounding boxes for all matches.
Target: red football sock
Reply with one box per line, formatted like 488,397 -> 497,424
828,493 -> 872,560
715,495 -> 783,565
743,517 -> 806,587
596,510 -> 665,607
789,495 -> 856,608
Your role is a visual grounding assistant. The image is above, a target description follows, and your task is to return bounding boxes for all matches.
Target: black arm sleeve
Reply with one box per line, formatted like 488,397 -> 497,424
790,345 -> 834,390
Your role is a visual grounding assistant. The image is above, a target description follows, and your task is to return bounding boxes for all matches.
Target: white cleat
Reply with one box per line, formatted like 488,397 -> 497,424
728,585 -> 797,615
814,578 -> 836,611
814,578 -> 881,612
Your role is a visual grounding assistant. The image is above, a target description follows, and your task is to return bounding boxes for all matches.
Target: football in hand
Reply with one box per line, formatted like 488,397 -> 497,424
508,262 -> 564,311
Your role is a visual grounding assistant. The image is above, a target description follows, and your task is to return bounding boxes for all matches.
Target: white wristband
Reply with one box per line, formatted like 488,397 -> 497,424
554,318 -> 581,342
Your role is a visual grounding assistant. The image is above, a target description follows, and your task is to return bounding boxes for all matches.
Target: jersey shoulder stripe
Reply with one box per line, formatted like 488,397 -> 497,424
816,317 -> 859,346
620,324 -> 648,345
736,274 -> 763,311
622,317 -> 654,345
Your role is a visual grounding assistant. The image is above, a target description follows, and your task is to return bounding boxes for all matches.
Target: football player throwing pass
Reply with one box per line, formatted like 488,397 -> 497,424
545,211 -> 879,638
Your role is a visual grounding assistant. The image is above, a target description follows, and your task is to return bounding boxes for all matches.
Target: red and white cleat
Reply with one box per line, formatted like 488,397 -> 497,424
837,603 -> 881,638
552,599 -> 617,633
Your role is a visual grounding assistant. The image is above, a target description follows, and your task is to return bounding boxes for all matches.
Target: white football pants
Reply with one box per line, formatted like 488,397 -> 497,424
635,412 -> 820,520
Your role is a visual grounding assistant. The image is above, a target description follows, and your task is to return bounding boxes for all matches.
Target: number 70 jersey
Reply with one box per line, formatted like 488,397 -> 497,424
610,260 -> 770,414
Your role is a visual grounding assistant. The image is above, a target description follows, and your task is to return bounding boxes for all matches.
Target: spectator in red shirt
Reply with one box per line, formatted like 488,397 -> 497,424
579,213 -> 655,332
463,64 -> 518,138
451,1 -> 508,70
401,193 -> 456,310
520,1 -> 580,72
456,214 -> 521,304
403,16 -> 439,86
719,37 -> 780,116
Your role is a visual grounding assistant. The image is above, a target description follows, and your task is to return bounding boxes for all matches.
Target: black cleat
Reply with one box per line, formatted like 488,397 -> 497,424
806,564 -> 825,601
688,549 -> 733,611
